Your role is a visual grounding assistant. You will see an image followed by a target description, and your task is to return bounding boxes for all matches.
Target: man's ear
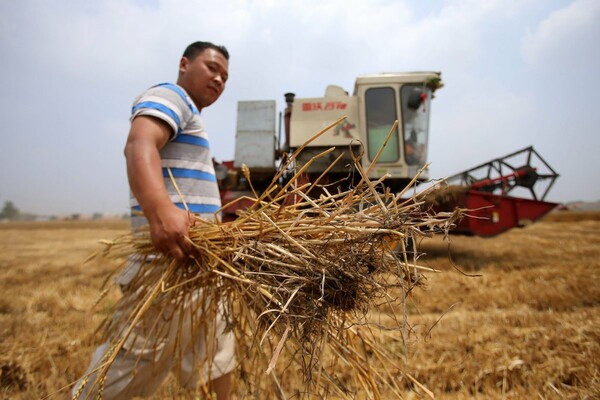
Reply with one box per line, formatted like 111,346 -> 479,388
179,57 -> 189,73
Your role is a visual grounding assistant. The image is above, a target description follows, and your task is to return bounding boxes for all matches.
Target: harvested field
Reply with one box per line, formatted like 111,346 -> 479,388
0,211 -> 598,399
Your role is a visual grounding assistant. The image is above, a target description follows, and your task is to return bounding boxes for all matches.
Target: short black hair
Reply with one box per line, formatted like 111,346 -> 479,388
183,41 -> 229,61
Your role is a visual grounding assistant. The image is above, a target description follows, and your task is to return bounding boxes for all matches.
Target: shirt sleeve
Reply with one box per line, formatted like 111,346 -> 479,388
130,84 -> 193,139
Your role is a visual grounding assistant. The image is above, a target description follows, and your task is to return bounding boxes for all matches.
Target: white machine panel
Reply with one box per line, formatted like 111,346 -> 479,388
234,100 -> 277,169
289,95 -> 359,148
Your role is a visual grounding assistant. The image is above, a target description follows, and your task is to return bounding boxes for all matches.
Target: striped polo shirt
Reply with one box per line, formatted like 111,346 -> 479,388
129,83 -> 222,228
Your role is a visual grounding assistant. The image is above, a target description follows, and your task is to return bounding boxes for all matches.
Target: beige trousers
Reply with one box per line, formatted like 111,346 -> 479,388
72,290 -> 235,399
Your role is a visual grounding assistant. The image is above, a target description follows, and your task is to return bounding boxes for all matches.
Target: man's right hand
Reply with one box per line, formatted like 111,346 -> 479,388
146,203 -> 194,260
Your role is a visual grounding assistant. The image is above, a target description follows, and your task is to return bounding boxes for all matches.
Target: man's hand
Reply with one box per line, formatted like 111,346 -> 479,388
146,203 -> 194,260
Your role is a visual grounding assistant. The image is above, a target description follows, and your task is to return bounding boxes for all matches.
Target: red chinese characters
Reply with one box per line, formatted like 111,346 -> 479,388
302,101 -> 348,112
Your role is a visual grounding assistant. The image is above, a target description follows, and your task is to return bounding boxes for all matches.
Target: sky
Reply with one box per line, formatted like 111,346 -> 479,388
0,0 -> 599,216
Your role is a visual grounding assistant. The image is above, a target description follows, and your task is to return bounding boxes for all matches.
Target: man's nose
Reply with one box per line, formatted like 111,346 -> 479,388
213,74 -> 225,88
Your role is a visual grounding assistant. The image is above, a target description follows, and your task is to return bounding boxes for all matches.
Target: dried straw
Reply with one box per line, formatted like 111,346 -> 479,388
78,118 -> 462,399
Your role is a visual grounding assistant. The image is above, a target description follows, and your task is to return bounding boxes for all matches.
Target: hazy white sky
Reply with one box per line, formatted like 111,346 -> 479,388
1,0 -> 599,215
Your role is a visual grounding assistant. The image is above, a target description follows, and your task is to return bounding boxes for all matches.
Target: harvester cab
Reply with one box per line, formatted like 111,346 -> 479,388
283,72 -> 443,193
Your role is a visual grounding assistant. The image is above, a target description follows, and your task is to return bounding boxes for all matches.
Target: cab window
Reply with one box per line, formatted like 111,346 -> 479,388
365,87 -> 399,163
401,85 -> 431,166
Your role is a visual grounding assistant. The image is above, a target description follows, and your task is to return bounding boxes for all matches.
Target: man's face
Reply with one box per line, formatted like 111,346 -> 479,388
178,48 -> 229,109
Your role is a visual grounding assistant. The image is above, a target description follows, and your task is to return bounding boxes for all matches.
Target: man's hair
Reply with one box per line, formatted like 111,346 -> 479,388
183,41 -> 229,61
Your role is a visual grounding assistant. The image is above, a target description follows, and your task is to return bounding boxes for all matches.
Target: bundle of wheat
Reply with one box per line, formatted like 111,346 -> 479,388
80,119 -> 461,399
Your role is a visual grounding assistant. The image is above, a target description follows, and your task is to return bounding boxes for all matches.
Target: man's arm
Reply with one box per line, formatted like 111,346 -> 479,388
124,115 -> 193,259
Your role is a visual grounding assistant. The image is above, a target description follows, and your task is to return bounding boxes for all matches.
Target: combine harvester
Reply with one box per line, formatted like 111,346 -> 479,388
216,72 -> 559,237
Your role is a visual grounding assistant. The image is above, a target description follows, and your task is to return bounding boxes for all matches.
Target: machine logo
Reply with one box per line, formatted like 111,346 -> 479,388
333,121 -> 356,138
302,101 -> 348,112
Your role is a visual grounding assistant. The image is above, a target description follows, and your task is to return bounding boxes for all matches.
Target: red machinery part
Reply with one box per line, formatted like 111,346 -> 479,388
219,189 -> 256,222
454,190 -> 559,237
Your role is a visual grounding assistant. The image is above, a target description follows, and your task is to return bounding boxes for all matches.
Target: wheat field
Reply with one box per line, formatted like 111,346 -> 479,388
0,212 -> 598,399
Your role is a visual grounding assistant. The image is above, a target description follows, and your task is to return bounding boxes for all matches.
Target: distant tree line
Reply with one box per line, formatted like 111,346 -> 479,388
0,201 -> 22,220
0,201 -> 129,221
0,201 -> 37,221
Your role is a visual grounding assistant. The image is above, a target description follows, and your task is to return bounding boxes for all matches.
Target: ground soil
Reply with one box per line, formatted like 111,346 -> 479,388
0,211 -> 598,399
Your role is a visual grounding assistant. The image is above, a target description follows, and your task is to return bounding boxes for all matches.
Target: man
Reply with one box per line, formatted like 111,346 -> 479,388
72,41 -> 234,399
